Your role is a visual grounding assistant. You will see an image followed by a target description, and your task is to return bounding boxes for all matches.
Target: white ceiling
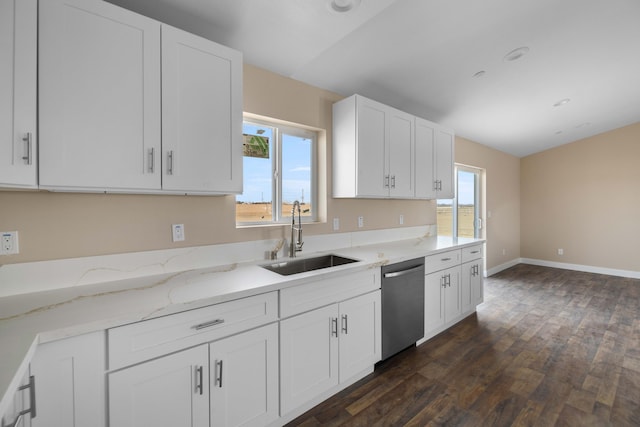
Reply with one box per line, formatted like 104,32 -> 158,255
107,0 -> 640,157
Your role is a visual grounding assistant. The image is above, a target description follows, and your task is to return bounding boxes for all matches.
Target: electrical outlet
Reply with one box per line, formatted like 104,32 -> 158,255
399,214 -> 404,225
333,218 -> 340,231
358,216 -> 364,228
558,248 -> 564,256
1,231 -> 19,255
172,224 -> 185,242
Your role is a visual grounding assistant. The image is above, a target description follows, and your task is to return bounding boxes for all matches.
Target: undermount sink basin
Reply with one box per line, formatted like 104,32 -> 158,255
261,254 -> 358,276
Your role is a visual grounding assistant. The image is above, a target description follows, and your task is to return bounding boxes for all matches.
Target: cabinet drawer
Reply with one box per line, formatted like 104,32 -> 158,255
280,269 -> 379,319
108,292 -> 277,370
461,244 -> 483,263
424,249 -> 461,274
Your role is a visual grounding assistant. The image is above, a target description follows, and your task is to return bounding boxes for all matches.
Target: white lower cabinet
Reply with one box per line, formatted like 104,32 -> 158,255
424,266 -> 460,335
422,244 -> 483,343
209,324 -> 279,427
109,323 -> 278,427
280,290 -> 381,416
1,370 -> 33,427
461,260 -> 483,313
30,331 -> 106,427
109,345 -> 209,427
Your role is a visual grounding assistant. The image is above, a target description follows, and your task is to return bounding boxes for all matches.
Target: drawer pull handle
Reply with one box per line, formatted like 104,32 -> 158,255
192,318 -> 225,330
332,318 -> 338,337
471,250 -> 480,254
342,314 -> 348,334
441,257 -> 452,261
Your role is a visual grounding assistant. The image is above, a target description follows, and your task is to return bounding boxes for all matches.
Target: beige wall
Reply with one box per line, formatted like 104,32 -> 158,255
0,65 -> 436,264
521,122 -> 640,272
455,137 -> 521,271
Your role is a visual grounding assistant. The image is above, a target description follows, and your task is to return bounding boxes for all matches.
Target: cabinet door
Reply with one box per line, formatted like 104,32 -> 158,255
210,324 -> 278,427
0,0 -> 37,188
338,291 -> 381,382
434,127 -> 455,198
461,261 -> 474,314
162,25 -> 242,194
355,97 -> 388,197
1,369 -> 32,427
30,331 -> 106,427
39,0 -> 161,191
414,117 -> 436,199
443,266 -> 461,323
280,304 -> 339,415
424,272 -> 445,334
109,345 -> 209,427
388,109 -> 414,198
473,263 -> 484,306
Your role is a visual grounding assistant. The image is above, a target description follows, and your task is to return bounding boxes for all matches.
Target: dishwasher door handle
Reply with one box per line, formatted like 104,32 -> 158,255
383,264 -> 424,279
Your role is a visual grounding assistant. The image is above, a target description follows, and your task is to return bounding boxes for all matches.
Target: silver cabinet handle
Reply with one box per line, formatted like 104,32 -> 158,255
331,317 -> 338,337
441,275 -> 446,288
195,366 -> 204,395
384,175 -> 390,188
21,133 -> 33,165
215,360 -> 223,388
2,376 -> 36,427
391,175 -> 396,188
441,257 -> 452,262
167,150 -> 174,175
148,148 -> 155,173
471,250 -> 480,254
341,314 -> 348,334
192,318 -> 224,330
383,264 -> 424,278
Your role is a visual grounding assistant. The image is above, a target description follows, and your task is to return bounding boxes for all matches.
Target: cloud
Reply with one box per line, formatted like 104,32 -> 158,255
290,166 -> 311,172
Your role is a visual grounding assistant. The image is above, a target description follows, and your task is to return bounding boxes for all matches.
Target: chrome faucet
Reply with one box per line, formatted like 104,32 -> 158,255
289,200 -> 304,257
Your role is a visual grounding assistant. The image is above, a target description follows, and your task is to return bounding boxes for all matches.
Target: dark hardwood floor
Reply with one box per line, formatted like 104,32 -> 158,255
287,264 -> 640,426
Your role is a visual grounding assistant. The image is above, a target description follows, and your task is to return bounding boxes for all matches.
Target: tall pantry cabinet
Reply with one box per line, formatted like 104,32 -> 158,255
0,0 -> 37,188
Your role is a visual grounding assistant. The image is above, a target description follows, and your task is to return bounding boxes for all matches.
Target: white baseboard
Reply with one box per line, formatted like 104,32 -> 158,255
520,258 -> 640,279
486,258 -> 521,277
488,257 -> 640,280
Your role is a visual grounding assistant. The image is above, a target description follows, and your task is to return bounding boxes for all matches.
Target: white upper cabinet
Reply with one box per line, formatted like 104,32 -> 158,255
333,94 -> 414,198
161,25 -> 242,194
38,0 -> 162,192
388,108 -> 415,198
333,94 -> 453,200
415,117 -> 455,199
37,0 -> 242,194
0,0 -> 37,188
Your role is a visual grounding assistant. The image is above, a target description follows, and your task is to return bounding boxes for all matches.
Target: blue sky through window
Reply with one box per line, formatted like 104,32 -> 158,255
238,123 -> 312,206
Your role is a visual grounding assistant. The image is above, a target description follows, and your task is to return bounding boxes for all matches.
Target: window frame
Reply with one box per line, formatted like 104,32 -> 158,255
437,164 -> 484,239
236,116 -> 318,226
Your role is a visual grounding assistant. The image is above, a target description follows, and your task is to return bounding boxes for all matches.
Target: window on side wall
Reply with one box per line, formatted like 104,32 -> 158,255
236,117 -> 318,225
437,164 -> 484,238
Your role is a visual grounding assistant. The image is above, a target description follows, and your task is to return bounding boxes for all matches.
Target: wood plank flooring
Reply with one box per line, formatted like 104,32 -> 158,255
287,264 -> 640,426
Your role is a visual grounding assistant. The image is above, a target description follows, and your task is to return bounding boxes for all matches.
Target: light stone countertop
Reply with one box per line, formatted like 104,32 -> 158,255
0,235 -> 483,418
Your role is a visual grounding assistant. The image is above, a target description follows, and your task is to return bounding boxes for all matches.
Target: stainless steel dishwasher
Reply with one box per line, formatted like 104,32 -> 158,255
381,257 -> 425,360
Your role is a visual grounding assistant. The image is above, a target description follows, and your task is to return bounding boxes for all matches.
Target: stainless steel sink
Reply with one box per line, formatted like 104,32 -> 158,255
261,254 -> 358,276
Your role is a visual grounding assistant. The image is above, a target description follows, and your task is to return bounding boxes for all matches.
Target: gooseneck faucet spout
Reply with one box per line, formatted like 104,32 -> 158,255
289,200 -> 304,257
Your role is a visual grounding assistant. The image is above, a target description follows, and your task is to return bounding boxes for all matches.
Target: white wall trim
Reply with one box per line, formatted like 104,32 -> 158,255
488,257 -> 640,280
520,258 -> 640,280
486,258 -> 521,277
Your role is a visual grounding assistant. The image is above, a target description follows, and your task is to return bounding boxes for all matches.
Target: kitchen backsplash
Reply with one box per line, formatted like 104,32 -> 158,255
0,225 -> 436,298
